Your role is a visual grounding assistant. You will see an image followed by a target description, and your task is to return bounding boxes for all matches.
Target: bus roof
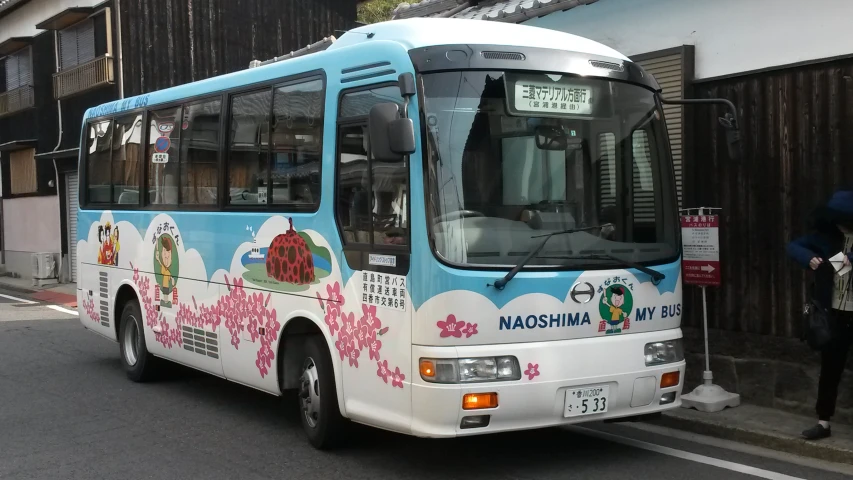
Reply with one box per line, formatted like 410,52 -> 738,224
84,18 -> 629,121
329,18 -> 629,61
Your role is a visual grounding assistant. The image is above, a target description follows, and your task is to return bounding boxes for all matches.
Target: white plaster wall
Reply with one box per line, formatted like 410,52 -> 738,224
3,195 -> 60,254
0,0 -> 104,44
528,0 -> 853,80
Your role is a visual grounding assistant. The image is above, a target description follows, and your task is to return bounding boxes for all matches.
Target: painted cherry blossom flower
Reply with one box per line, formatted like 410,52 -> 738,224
326,282 -> 345,316
360,304 -> 381,331
465,323 -> 479,338
345,341 -> 360,368
324,310 -> 340,337
335,333 -> 351,361
255,357 -> 269,377
437,314 -> 465,338
341,311 -> 357,338
391,367 -> 405,388
356,323 -> 370,351
367,330 -> 382,361
524,363 -> 540,381
264,309 -> 280,338
377,360 -> 390,383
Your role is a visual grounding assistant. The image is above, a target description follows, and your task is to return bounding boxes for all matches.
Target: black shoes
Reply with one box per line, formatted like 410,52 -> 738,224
801,424 -> 831,440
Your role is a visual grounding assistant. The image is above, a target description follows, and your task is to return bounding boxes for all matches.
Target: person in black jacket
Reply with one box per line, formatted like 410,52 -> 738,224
787,189 -> 853,440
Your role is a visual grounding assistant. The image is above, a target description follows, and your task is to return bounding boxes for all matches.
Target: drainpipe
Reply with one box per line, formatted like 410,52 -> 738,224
53,30 -> 65,283
115,0 -> 125,99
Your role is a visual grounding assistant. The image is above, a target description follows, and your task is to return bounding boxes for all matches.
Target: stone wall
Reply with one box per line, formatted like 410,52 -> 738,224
682,326 -> 853,423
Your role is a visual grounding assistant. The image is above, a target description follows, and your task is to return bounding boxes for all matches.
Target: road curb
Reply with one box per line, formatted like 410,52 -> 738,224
651,411 -> 853,466
0,280 -> 38,296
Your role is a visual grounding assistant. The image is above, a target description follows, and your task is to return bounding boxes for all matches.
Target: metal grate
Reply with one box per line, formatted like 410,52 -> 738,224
589,60 -> 624,72
99,271 -> 109,327
482,51 -> 525,61
182,326 -> 219,359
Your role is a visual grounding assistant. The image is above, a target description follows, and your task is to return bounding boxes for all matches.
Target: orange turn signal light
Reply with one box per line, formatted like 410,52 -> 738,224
463,393 -> 498,410
420,359 -> 436,378
661,371 -> 680,388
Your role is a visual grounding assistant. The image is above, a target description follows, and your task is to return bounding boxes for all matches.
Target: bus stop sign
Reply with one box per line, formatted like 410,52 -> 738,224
681,214 -> 721,286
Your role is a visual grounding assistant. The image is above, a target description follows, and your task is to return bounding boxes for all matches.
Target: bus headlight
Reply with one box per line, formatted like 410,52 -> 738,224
644,339 -> 684,366
420,356 -> 521,383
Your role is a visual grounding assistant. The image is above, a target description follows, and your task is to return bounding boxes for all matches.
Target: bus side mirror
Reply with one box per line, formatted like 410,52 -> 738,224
369,103 -> 415,162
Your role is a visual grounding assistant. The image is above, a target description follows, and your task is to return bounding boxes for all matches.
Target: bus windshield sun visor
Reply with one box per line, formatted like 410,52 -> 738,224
490,224 -> 613,291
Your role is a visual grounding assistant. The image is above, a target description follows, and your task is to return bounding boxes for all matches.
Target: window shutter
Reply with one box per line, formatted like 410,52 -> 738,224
60,28 -> 79,69
17,49 -> 31,87
78,19 -> 96,64
60,19 -> 96,69
634,50 -> 687,208
5,54 -> 20,90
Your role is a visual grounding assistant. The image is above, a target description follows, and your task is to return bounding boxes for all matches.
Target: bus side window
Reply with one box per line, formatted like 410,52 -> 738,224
229,90 -> 272,206
181,99 -> 221,205
337,126 -> 371,244
147,106 -> 182,205
112,114 -> 143,205
271,78 -> 324,207
87,120 -> 113,204
336,84 -> 408,248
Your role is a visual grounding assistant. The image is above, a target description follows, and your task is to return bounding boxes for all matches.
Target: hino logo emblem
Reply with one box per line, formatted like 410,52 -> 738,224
570,282 -> 595,304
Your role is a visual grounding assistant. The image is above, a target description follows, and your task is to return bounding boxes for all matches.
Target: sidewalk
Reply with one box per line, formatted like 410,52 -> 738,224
650,403 -> 853,465
0,276 -> 77,307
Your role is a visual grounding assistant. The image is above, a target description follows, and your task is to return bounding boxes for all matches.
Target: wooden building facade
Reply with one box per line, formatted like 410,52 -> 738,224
0,0 -> 357,282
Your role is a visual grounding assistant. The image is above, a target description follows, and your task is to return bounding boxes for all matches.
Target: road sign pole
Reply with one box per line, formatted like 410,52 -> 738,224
679,207 -> 740,413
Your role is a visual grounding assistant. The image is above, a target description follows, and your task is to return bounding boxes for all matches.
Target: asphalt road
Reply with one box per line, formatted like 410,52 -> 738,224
0,287 -> 850,480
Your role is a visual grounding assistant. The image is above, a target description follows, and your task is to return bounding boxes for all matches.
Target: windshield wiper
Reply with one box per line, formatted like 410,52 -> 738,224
543,253 -> 666,285
490,224 -> 612,290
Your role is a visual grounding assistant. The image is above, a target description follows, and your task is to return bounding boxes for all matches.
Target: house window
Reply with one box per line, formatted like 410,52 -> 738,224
4,47 -> 32,90
10,148 -> 37,195
59,19 -> 96,70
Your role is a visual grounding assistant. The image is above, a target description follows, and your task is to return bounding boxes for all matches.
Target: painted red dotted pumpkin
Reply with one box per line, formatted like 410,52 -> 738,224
266,218 -> 315,285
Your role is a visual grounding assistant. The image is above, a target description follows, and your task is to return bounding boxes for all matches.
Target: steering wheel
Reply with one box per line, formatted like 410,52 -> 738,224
434,210 -> 485,223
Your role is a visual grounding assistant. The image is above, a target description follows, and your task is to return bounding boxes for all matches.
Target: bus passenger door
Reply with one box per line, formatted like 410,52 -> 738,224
334,112 -> 413,433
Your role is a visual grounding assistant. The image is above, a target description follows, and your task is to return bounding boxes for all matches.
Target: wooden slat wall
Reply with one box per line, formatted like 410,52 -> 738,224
120,0 -> 357,97
687,58 -> 853,337
9,148 -> 37,194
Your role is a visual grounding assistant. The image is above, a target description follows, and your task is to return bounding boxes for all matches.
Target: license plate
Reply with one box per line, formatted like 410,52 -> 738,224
564,385 -> 610,417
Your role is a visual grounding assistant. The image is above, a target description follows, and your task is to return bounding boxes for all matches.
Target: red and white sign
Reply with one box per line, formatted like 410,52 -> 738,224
681,214 -> 721,286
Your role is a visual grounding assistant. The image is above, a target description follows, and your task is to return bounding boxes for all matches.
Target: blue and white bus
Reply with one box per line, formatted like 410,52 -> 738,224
75,18 -> 740,448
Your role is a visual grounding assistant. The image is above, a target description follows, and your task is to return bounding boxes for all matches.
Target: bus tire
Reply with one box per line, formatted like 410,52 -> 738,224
119,300 -> 156,382
299,335 -> 346,449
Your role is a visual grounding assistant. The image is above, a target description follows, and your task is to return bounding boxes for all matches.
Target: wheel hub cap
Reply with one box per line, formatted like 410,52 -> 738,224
300,357 -> 321,428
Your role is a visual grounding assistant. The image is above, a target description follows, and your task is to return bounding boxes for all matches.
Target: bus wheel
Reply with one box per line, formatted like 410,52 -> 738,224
299,335 -> 345,449
119,300 -> 156,382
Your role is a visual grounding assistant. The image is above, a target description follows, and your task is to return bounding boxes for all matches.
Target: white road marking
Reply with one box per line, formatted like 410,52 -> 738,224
47,305 -> 79,316
0,293 -> 36,304
571,426 -> 805,480
626,422 -> 853,477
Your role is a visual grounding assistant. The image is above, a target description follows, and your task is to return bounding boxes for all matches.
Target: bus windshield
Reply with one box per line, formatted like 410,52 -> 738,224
421,70 -> 678,270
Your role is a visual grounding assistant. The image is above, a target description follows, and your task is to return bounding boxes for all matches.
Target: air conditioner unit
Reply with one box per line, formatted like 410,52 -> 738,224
32,253 -> 57,280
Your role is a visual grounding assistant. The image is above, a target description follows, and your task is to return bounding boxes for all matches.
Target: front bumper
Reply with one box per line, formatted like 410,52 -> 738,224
410,328 -> 685,437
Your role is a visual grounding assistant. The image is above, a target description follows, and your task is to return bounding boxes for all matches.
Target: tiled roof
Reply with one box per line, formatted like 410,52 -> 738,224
392,0 -> 599,23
